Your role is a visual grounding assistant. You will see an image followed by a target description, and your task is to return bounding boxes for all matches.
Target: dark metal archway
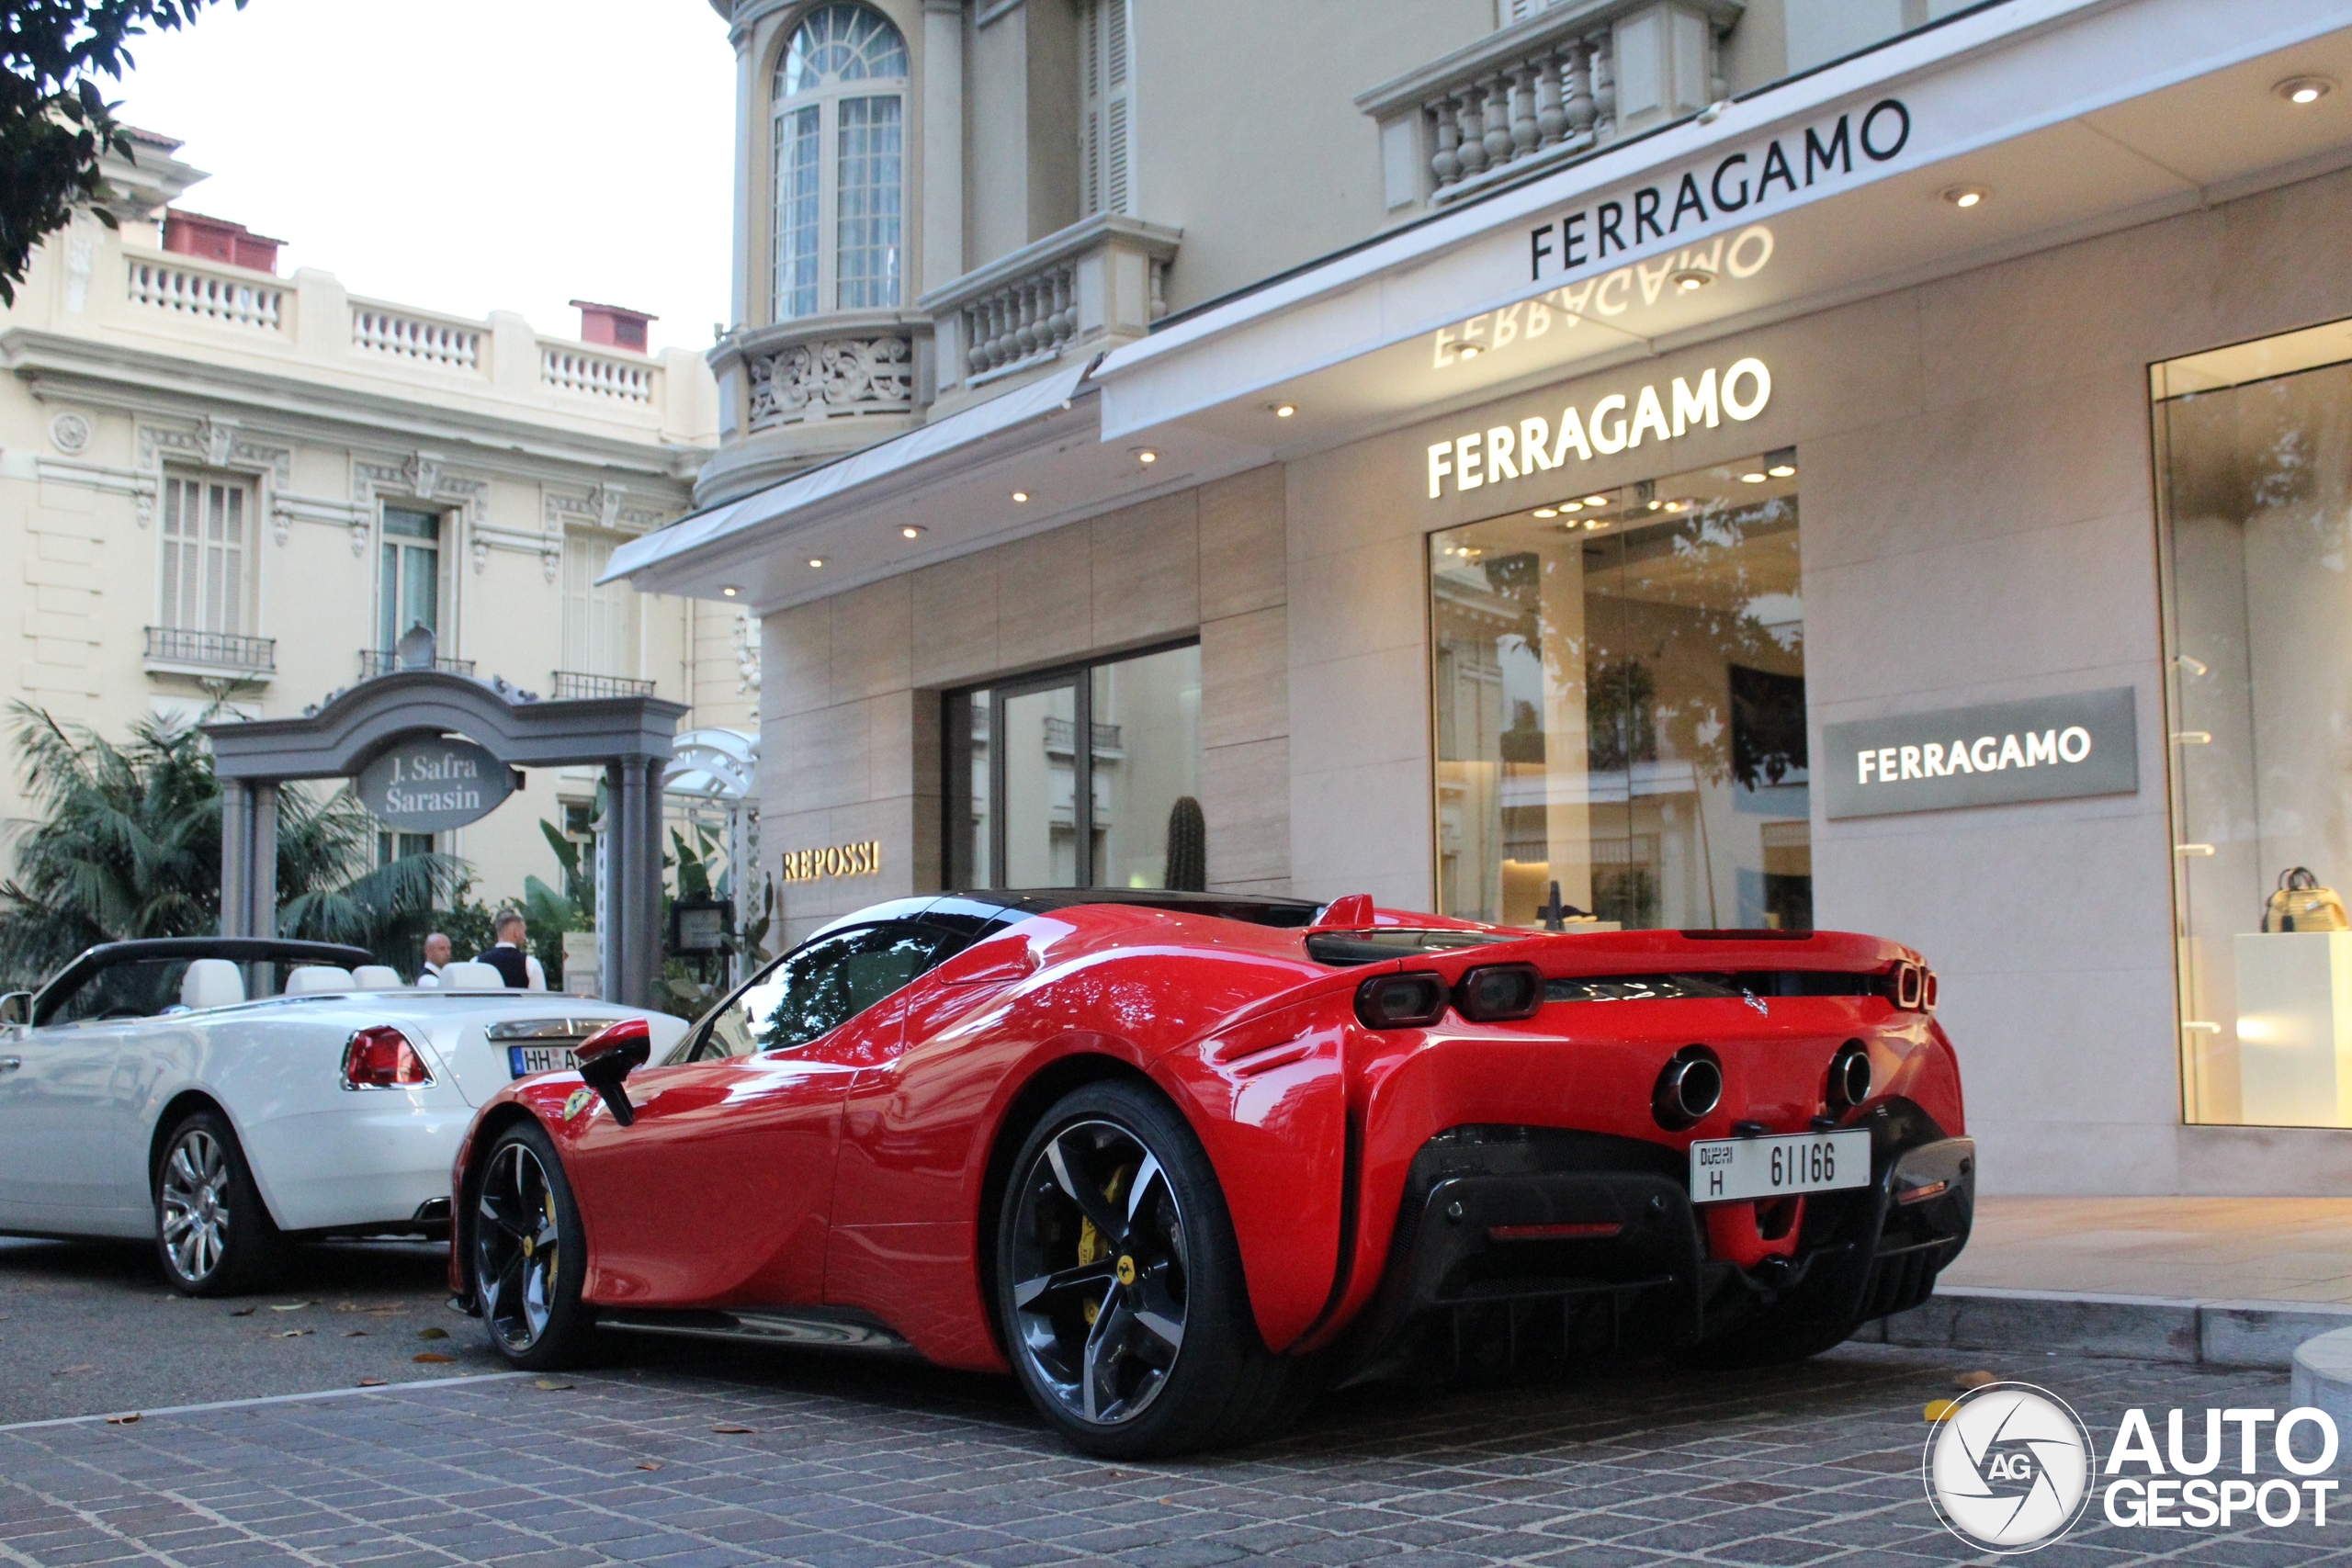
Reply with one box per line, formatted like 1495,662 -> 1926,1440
202,666 -> 687,1008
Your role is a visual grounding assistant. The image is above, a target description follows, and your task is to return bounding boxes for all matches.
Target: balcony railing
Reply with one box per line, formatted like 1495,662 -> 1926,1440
127,258 -> 285,332
1042,717 -> 1125,755
551,671 -> 656,699
144,626 -> 277,674
543,345 -> 654,402
352,306 -> 482,370
1356,0 -> 1740,209
921,214 -> 1181,400
358,649 -> 475,680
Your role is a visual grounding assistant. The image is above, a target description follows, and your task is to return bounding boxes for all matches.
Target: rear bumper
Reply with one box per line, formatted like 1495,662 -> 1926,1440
1336,1105 -> 1973,1378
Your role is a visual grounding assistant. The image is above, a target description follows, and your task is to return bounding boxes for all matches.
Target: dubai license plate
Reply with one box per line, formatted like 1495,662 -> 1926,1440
507,1044 -> 579,1078
1689,1130 -> 1871,1204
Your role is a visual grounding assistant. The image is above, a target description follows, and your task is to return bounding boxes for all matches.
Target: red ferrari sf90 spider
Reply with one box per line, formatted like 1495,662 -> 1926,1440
448,889 -> 1972,1457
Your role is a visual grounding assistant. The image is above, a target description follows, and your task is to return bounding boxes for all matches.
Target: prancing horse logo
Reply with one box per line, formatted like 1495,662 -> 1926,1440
1742,989 -> 1770,1016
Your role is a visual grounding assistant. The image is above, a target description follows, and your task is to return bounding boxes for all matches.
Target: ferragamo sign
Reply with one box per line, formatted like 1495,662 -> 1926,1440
1427,357 -> 1770,499
1821,689 -> 2139,820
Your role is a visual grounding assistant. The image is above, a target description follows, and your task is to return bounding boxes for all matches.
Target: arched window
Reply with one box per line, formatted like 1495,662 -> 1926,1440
773,3 -> 908,321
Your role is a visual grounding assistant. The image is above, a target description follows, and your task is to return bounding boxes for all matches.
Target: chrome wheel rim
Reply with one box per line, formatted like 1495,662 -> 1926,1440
158,1128 -> 231,1282
1009,1118 -> 1189,1427
476,1141 -> 562,1353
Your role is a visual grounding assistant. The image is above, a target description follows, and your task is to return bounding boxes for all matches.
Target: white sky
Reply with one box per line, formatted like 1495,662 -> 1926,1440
115,0 -> 737,355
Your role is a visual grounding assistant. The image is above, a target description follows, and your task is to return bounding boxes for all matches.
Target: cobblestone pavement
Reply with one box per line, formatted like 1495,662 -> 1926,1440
0,1238 -> 494,1425
4,1337 -> 2347,1567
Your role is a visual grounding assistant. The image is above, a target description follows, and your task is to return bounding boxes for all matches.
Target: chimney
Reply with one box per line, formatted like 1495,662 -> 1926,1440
162,209 -> 283,274
571,299 -> 655,354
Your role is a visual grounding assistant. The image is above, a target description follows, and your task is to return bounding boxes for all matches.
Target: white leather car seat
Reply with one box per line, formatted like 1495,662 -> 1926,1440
351,964 -> 403,988
179,959 -> 246,1010
283,965 -> 356,995
439,961 -> 505,989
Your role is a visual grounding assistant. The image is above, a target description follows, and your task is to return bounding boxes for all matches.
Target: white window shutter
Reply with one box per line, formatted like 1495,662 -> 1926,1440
1081,0 -> 1133,217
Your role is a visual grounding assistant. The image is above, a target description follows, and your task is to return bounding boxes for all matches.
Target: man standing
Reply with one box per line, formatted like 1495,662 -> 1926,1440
415,931 -> 452,987
475,909 -> 548,990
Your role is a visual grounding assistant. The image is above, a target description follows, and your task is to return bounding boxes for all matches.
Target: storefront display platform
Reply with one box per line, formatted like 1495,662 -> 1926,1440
1948,1196 -> 2352,1305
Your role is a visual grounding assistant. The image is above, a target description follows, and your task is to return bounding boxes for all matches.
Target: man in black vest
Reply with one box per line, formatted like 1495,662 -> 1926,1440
474,909 -> 543,989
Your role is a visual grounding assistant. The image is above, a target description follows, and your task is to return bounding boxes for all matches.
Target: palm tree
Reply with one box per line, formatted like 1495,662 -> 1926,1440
0,703 -> 463,987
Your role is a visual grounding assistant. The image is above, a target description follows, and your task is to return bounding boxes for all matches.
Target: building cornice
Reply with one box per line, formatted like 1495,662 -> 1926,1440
2,327 -> 707,488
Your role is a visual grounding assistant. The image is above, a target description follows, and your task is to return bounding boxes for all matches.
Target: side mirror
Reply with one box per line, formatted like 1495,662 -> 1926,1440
575,1017 -> 652,1126
0,992 -> 30,1028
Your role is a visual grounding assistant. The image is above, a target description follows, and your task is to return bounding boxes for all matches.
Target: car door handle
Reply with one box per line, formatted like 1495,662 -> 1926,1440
0,1056 -> 19,1071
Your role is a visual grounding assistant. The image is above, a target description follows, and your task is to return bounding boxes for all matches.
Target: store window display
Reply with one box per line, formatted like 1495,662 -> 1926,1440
1429,455 -> 1805,931
2159,321 -> 2352,1127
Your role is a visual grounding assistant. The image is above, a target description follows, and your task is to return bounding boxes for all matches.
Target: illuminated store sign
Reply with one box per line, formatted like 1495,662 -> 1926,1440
1821,689 -> 2139,819
1427,358 -> 1770,498
1524,100 -> 1910,285
782,840 -> 883,882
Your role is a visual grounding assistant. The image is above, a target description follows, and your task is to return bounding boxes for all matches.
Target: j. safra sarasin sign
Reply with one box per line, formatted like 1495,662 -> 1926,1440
1427,358 -> 1770,499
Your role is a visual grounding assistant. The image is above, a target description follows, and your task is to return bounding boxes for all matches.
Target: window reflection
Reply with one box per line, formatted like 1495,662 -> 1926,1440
692,923 -> 944,1059
2159,329 -> 2352,1127
1430,459 -> 1806,931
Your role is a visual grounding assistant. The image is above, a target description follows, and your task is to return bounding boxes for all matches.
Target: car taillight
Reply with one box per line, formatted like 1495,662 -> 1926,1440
1453,963 -> 1544,1021
343,1025 -> 432,1089
1354,973 -> 1449,1029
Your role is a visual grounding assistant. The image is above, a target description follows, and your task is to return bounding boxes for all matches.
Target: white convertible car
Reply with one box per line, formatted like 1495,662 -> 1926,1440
0,937 -> 684,1294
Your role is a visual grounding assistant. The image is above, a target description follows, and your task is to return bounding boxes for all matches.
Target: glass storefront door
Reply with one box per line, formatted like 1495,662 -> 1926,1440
1430,453 -> 1805,931
2158,320 -> 2352,1127
944,642 -> 1203,892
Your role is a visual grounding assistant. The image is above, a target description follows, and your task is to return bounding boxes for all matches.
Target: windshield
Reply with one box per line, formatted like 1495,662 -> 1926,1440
38,958 -> 196,1025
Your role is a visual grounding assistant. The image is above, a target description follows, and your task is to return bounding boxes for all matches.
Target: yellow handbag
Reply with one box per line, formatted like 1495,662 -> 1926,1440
2265,868 -> 2351,933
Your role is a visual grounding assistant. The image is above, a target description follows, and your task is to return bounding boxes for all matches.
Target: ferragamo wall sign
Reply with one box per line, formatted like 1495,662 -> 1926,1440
1821,689 -> 2138,820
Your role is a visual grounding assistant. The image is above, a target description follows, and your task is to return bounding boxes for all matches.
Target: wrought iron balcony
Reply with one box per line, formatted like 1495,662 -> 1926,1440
144,626 -> 277,676
551,671 -> 656,700
358,648 -> 475,679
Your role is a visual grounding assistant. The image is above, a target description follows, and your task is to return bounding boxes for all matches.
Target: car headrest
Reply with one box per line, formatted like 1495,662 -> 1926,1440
283,965 -> 356,995
440,961 -> 505,989
351,964 -> 403,989
180,959 -> 245,1010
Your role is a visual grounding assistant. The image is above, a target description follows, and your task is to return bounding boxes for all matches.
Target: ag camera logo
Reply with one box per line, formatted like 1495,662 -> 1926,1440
1923,1382 -> 2098,1552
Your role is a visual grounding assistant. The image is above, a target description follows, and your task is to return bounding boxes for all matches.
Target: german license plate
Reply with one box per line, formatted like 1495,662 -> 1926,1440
1689,1130 -> 1871,1204
507,1044 -> 579,1078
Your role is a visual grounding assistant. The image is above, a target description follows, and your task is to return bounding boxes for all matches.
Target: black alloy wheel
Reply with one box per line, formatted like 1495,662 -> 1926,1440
154,1109 -> 282,1296
996,1080 -> 1308,1458
472,1121 -> 594,1369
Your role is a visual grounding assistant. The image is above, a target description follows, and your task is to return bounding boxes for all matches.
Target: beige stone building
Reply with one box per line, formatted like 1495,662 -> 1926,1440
0,132 -> 746,914
617,0 -> 2352,1196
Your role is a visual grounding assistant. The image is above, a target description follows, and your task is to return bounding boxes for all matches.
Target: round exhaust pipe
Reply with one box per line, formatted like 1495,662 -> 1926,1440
1826,1041 -> 1872,1112
1653,1045 -> 1724,1131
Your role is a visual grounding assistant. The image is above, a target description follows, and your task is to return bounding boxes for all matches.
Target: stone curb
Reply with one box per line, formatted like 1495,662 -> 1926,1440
2292,1327 -> 2352,1422
1848,1286 -> 2352,1371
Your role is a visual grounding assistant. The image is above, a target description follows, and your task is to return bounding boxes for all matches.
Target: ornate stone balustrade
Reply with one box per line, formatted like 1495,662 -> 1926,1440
727,312 -> 922,434
352,305 -> 481,370
1357,0 -> 1742,210
920,214 -> 1181,403
543,344 -> 656,403
127,257 -> 285,332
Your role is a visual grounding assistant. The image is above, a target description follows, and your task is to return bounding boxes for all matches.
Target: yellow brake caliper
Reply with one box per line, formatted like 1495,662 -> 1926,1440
1077,1164 -> 1133,1325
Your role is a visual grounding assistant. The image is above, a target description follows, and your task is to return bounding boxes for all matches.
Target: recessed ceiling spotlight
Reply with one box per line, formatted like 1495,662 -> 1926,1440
1560,500 -> 1584,513
1532,507 -> 1558,518
1582,494 -> 1609,507
720,584 -> 740,597
1941,183 -> 1991,209
1458,344 -> 1482,359
1767,463 -> 1795,479
1272,403 -> 1296,418
900,525 -> 925,538
1740,470 -> 1769,483
1668,266 -> 1716,292
1135,449 -> 1159,464
1582,518 -> 1605,530
1663,501 -> 1686,513
1459,546 -> 1483,558
808,557 -> 825,568
1012,491 -> 1029,502
2278,75 -> 2335,105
